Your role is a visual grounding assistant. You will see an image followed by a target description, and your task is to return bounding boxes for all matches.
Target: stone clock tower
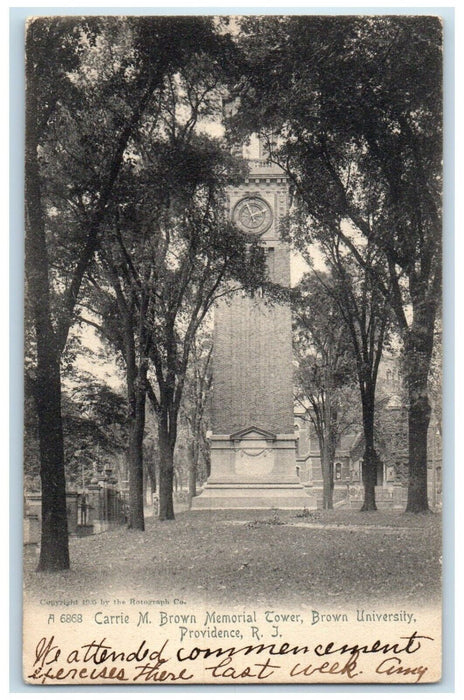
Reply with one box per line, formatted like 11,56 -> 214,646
192,150 -> 314,510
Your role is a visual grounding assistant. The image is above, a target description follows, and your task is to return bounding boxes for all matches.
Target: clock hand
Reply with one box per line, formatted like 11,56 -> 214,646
244,203 -> 253,216
239,201 -> 267,227
248,204 -> 266,223
244,203 -> 261,224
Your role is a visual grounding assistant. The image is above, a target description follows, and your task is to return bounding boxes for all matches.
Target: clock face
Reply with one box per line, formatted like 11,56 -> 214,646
232,196 -> 273,235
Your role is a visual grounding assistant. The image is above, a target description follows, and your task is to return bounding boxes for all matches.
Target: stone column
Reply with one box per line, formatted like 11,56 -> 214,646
65,492 -> 78,535
86,483 -> 101,530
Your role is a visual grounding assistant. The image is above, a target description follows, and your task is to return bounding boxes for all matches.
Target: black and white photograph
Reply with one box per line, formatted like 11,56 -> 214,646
22,11 -> 445,685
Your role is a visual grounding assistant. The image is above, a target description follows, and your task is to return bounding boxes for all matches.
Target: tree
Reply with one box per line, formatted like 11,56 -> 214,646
62,378 -> 128,486
179,329 -> 213,503
232,15 -> 442,511
83,134 -> 265,524
290,215 -> 391,511
75,32 -> 265,525
293,273 -> 359,509
25,364 -> 128,490
129,141 -> 264,521
145,162 -> 265,520
25,16 -> 236,568
329,250 -> 392,510
25,17 -> 90,571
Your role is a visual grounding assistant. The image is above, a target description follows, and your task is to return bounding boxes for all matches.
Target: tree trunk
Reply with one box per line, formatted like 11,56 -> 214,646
124,317 -> 146,530
318,399 -> 335,510
35,356 -> 70,571
188,439 -> 197,503
25,34 -> 69,570
145,453 -> 157,494
127,377 -> 146,530
158,417 -> 175,520
143,466 -> 150,506
27,204 -> 70,570
360,394 -> 378,511
405,326 -> 433,512
321,440 -> 334,509
361,445 -> 378,511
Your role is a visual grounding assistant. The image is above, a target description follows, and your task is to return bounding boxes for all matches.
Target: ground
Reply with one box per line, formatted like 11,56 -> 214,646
24,509 -> 441,609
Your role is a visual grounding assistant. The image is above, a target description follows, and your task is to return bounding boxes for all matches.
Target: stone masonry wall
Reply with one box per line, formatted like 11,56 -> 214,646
212,163 -> 294,436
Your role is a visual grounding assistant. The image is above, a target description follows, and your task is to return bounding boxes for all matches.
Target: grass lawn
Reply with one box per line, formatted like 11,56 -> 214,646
24,508 -> 441,609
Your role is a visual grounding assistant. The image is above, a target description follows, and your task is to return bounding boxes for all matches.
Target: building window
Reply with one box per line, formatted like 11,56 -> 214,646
335,462 -> 342,480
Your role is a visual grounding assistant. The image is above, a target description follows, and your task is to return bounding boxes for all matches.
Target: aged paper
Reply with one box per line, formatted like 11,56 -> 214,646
23,601 -> 441,684
23,13 -> 443,686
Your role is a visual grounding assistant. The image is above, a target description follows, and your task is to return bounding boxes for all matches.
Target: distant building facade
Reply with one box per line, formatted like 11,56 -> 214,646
294,355 -> 442,510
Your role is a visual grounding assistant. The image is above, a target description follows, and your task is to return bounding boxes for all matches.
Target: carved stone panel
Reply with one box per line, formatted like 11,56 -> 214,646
234,438 -> 274,477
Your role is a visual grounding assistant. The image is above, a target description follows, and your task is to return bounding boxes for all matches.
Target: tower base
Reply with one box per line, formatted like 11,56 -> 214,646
191,427 -> 316,511
191,482 -> 316,510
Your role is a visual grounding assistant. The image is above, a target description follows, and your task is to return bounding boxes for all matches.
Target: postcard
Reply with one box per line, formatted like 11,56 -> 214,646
23,13 -> 444,685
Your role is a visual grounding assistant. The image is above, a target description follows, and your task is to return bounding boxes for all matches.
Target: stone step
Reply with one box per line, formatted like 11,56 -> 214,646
191,484 -> 317,510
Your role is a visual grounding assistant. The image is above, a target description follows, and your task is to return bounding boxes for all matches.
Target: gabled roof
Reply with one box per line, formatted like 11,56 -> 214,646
386,394 -> 403,409
230,425 -> 277,441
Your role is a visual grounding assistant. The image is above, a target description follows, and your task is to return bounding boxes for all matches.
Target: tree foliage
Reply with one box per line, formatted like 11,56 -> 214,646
231,15 -> 442,511
25,16 -> 244,568
78,50 -> 267,524
179,328 -> 213,501
293,272 -> 359,508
